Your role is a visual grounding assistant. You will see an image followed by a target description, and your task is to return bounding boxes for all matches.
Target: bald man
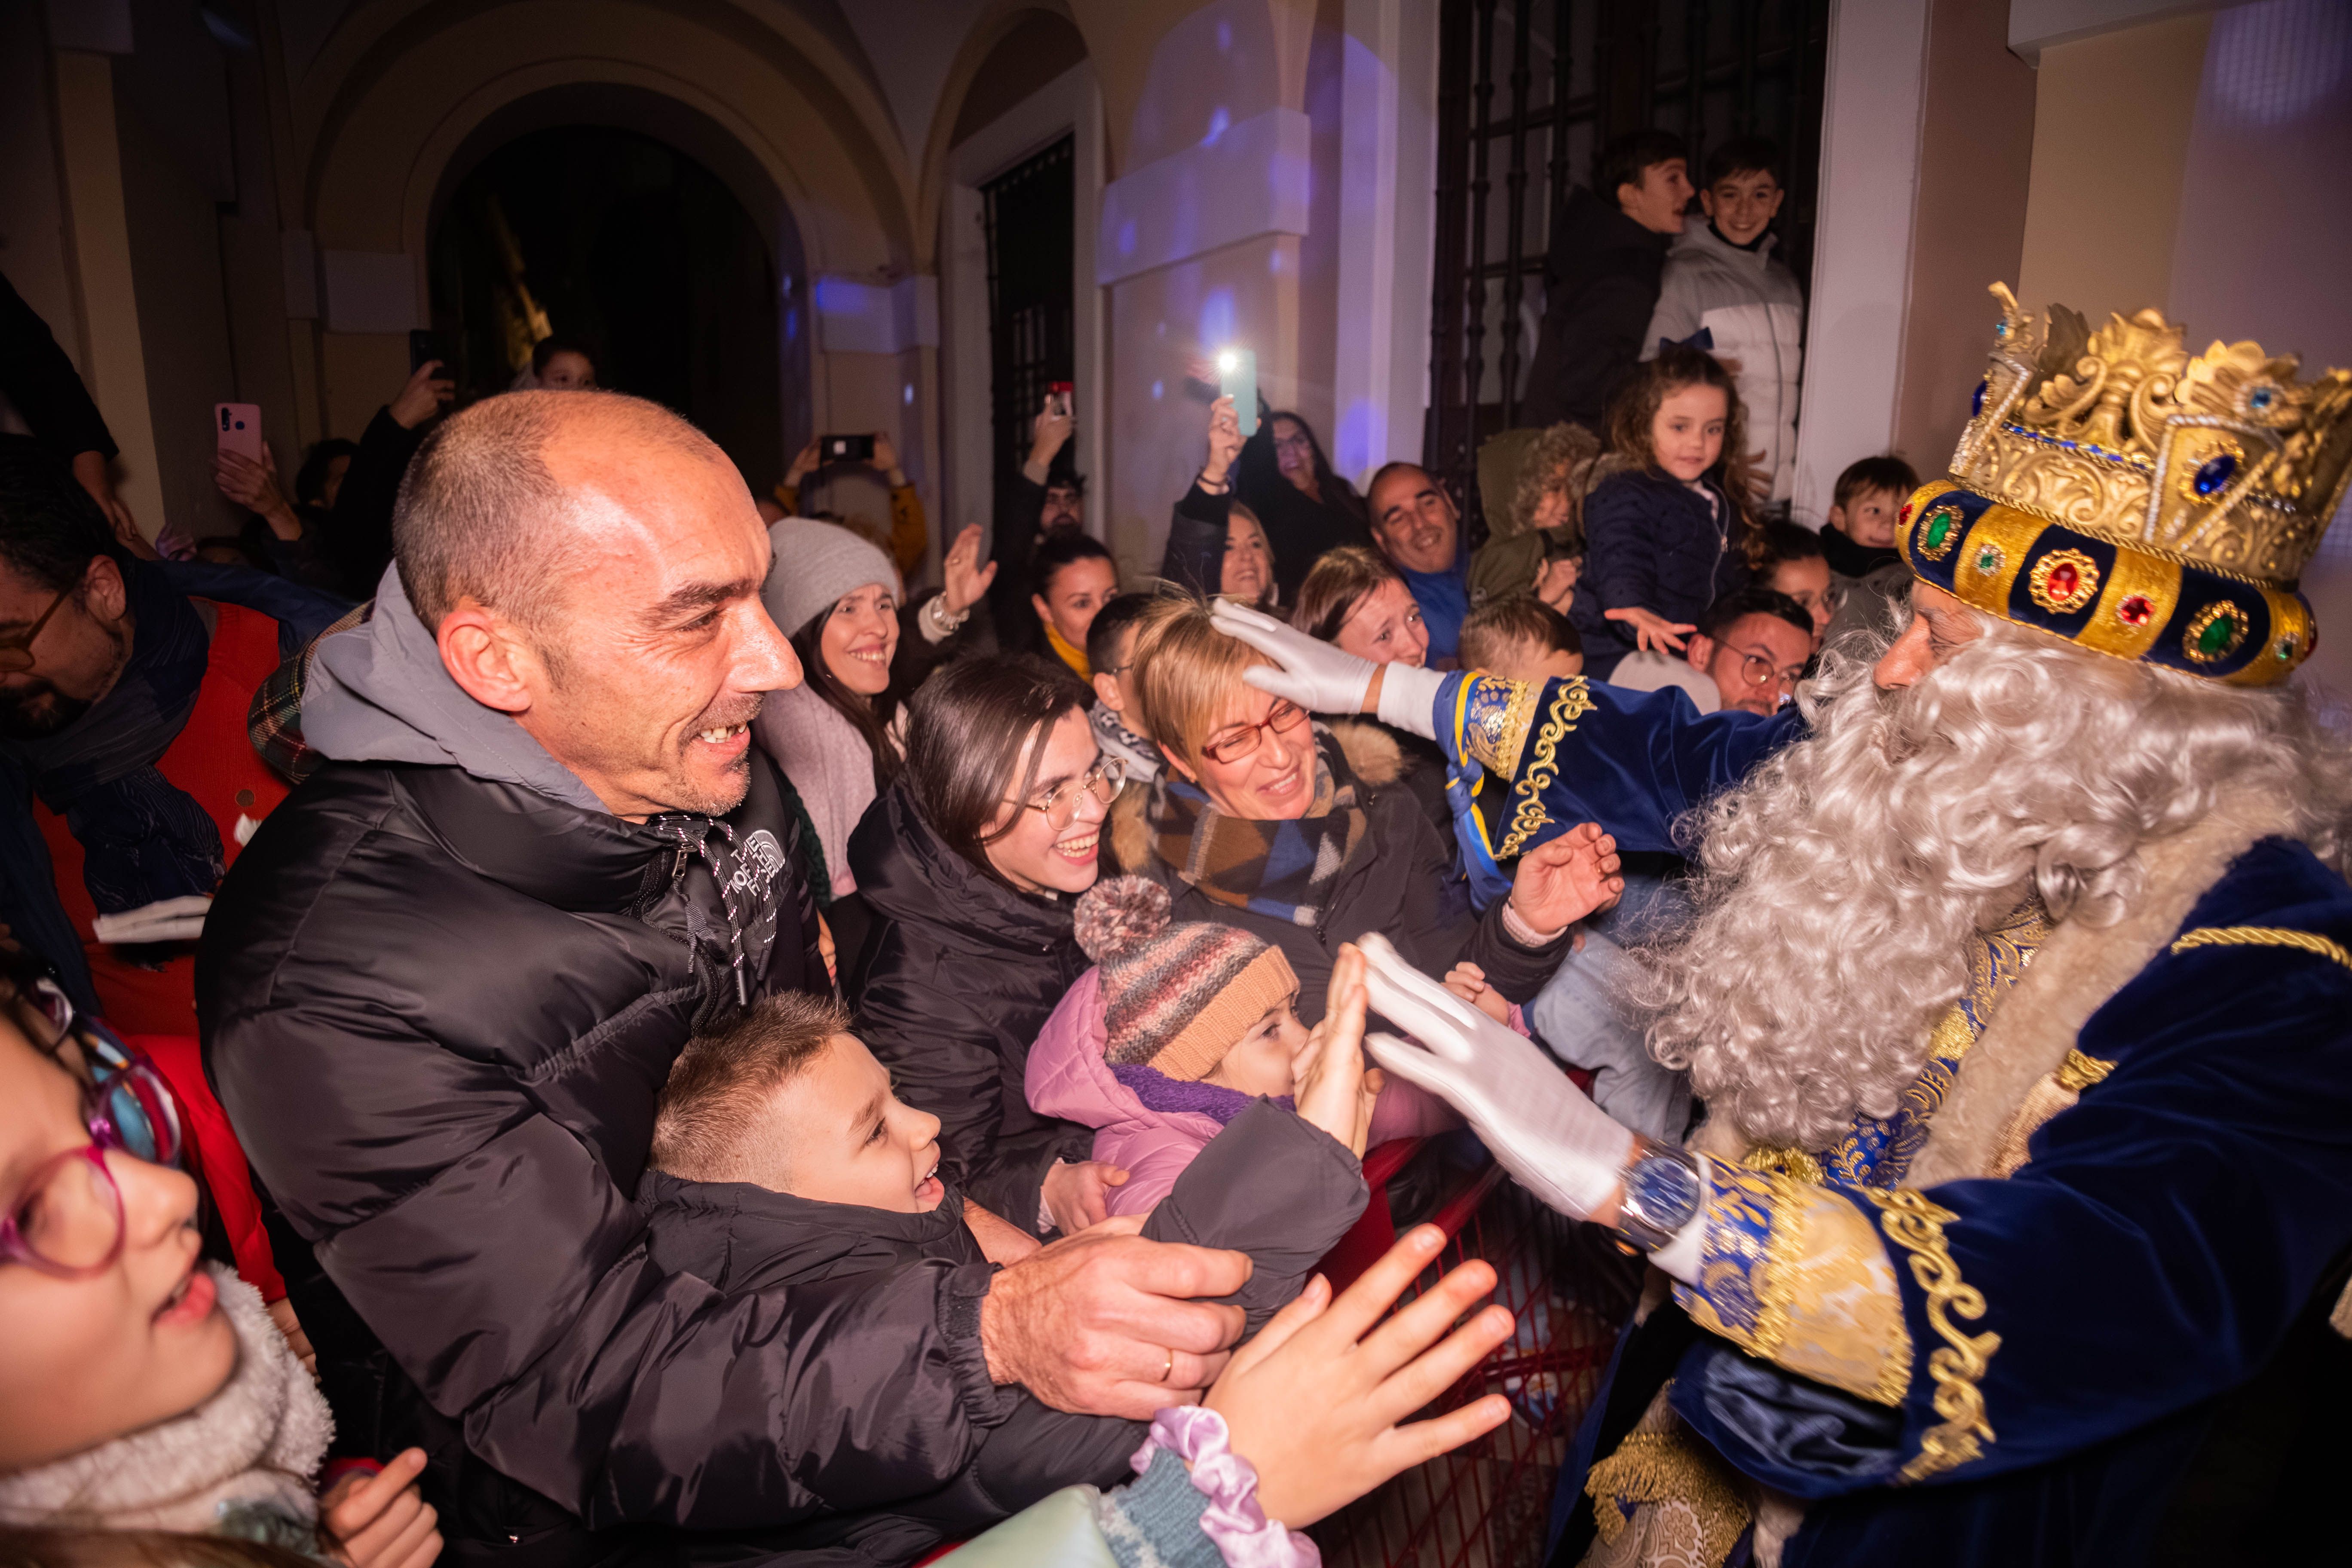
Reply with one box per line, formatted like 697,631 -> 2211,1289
198,393 -> 1252,1557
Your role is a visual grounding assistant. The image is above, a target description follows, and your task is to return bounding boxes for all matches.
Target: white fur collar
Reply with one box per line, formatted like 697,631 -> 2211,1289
0,1265 -> 333,1535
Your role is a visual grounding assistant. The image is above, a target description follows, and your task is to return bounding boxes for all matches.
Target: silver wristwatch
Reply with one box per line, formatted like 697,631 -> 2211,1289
1612,1145 -> 1704,1253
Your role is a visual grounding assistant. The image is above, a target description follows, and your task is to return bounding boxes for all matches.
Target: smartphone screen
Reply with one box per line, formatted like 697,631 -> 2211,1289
1218,351 -> 1258,438
1048,380 -> 1075,420
215,403 -> 264,464
821,434 -> 877,463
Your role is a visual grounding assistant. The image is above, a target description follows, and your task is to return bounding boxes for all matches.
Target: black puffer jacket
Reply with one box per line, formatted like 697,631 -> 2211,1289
637,1099 -> 1366,1564
199,750 -> 1030,1558
846,783 -> 1095,1235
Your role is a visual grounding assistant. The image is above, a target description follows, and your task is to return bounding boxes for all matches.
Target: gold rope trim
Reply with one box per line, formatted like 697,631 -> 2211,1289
1584,1428 -> 1752,1567
2170,925 -> 2352,974
2053,1050 -> 2115,1094
1742,1144 -> 1824,1186
1497,677 -> 1596,860
1860,1187 -> 2001,1483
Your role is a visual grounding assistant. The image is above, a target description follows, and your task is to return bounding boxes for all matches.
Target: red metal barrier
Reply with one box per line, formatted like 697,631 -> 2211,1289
1309,1150 -> 1624,1568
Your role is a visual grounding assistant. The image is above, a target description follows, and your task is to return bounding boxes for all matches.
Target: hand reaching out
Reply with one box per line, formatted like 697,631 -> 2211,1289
1506,821 -> 1622,939
1202,395 -> 1243,489
1026,394 -> 1076,481
388,361 -> 455,431
1206,1225 -> 1513,1527
941,523 -> 997,616
1605,605 -> 1696,656
1294,944 -> 1382,1157
322,1448 -> 441,1568
1042,1158 -> 1130,1235
1442,962 -> 1512,1027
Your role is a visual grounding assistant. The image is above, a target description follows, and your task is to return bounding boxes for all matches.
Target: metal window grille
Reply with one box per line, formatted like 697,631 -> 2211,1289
981,137 -> 1077,501
1426,0 -> 1831,536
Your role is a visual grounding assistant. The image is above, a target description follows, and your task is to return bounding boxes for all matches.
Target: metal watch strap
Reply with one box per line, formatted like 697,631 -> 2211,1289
1613,1144 -> 1704,1253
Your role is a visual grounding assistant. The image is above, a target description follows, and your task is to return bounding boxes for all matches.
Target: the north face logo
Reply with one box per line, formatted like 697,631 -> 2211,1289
727,829 -> 785,900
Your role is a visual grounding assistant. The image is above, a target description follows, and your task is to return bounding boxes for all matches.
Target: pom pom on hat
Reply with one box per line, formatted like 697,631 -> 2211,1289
1076,877 -> 1173,962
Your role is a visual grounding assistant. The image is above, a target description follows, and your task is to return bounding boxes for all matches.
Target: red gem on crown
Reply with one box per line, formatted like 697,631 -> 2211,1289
1898,501 -> 1914,527
2044,561 -> 2080,602
2117,594 -> 2153,628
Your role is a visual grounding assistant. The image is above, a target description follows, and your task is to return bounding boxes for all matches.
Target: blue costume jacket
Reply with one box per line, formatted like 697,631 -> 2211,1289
1426,671 -> 2352,1567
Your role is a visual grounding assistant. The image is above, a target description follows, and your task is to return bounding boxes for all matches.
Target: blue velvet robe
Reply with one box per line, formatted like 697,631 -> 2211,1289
1426,672 -> 2352,1566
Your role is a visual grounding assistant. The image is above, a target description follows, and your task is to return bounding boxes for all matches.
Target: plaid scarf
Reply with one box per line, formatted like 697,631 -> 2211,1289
1145,727 -> 1368,928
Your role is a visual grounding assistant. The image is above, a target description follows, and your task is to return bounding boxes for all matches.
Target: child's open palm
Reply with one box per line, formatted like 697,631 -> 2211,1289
1294,945 -> 1382,1156
1505,821 -> 1623,936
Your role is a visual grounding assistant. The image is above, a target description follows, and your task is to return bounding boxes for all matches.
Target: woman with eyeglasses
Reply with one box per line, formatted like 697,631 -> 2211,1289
0,964 -> 438,1568
1105,597 -> 1603,1028
1222,402 -> 1372,604
845,657 -> 1137,1240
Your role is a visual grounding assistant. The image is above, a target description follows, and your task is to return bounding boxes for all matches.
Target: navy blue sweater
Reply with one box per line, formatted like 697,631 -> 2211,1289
1568,467 -> 1751,677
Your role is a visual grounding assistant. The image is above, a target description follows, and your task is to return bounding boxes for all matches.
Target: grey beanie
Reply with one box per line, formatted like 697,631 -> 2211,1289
763,518 -> 903,637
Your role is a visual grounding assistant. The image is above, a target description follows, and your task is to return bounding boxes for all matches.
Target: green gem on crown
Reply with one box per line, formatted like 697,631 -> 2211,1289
1974,545 -> 2001,574
1925,512 -> 1953,549
2198,615 -> 2236,655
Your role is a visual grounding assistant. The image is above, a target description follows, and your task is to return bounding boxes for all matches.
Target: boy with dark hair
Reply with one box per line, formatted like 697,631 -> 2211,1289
637,989 -> 1372,1564
1458,596 -> 1583,682
1642,135 -> 1804,505
1522,130 -> 1692,431
1819,453 -> 1920,648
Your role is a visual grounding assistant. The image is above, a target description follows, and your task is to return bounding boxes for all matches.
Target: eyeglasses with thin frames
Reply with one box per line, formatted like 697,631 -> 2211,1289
1018,756 -> 1128,831
1730,647 -> 1809,693
1201,699 -> 1309,765
0,584 -> 73,674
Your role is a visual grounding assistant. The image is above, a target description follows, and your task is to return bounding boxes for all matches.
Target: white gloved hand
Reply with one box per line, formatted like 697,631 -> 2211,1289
1211,598 -> 1377,717
1355,932 -> 1636,1223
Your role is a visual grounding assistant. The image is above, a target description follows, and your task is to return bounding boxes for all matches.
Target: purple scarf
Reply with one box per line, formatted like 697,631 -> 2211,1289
1111,1063 -> 1292,1127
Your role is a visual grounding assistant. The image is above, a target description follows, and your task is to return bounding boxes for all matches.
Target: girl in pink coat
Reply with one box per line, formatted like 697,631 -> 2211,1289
1025,877 -> 1477,1216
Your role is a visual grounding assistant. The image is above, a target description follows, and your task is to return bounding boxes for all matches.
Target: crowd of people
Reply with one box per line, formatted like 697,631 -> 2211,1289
1,124 -> 2348,1568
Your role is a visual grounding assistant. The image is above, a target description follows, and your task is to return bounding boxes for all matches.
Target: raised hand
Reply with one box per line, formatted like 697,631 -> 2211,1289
941,523 -> 998,615
1202,394 -> 1244,489
1506,821 -> 1623,938
214,439 -> 303,541
871,431 -> 905,483
1211,598 -> 1377,716
1025,393 -> 1076,481
322,1447 -> 441,1568
1605,604 -> 1696,656
1294,944 -> 1380,1156
1205,1224 -> 1514,1527
784,435 -> 824,489
1356,932 -> 1635,1222
389,361 -> 454,431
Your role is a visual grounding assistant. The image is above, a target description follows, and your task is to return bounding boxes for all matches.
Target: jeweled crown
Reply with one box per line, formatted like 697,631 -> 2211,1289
1901,285 -> 2351,686
1952,283 -> 2352,585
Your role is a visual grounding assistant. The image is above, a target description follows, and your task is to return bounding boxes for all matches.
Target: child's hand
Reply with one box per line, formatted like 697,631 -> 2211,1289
964,1198 -> 1044,1265
1506,822 -> 1623,937
1603,605 -> 1696,655
1296,945 -> 1381,1157
323,1448 -> 441,1568
1442,962 -> 1512,1027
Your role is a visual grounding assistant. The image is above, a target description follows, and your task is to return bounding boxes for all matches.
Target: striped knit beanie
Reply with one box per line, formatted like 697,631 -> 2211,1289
1073,878 -> 1298,1083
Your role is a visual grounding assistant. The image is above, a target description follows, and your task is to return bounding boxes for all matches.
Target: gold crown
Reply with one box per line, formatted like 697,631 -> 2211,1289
1950,283 -> 2352,585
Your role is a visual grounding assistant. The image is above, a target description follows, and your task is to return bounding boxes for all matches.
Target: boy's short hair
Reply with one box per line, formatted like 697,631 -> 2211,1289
1833,455 -> 1920,511
652,992 -> 851,1182
1699,587 -> 1814,644
1087,591 -> 1157,676
1758,518 -> 1825,567
1458,597 -> 1580,674
1600,130 -> 1690,201
1703,135 -> 1781,188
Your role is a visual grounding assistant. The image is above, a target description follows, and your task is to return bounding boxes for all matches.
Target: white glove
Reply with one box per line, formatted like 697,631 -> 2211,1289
1355,932 -> 1636,1223
1209,599 -> 1447,740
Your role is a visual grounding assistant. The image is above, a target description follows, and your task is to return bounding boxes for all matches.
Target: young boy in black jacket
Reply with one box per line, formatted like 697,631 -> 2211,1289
638,986 -> 1375,1565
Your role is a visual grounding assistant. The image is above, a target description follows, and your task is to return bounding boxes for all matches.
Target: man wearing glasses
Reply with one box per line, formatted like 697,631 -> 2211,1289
1608,587 -> 1815,719
0,437 -> 344,1032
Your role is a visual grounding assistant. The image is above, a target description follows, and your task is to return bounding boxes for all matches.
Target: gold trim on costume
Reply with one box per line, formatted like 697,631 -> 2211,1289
2170,924 -> 2352,974
1497,677 -> 1596,860
2053,1049 -> 2116,1093
1584,1425 -> 1752,1568
1862,1188 -> 2001,1483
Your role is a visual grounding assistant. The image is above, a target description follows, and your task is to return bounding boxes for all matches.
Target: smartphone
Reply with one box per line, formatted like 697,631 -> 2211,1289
1216,349 -> 1259,438
408,330 -> 449,373
1048,380 -> 1075,420
820,433 -> 877,463
214,403 -> 264,464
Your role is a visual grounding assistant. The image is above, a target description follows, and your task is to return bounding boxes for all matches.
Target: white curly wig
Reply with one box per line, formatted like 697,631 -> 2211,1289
1632,605 -> 2352,1152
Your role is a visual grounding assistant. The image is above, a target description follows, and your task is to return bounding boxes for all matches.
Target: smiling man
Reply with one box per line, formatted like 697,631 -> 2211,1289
198,392 -> 1255,1561
1365,462 -> 1470,663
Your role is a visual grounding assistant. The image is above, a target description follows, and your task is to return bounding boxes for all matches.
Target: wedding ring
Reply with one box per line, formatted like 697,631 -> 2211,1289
1160,1347 -> 1176,1383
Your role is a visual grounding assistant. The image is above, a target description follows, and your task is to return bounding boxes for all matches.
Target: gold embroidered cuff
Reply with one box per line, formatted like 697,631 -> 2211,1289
1859,1186 -> 2002,1483
1675,1167 -> 1913,1408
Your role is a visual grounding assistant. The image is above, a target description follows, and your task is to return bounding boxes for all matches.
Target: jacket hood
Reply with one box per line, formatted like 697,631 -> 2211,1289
849,779 -> 1077,958
304,566 -> 605,813
639,1168 -> 976,1292
1668,219 -> 1779,273
1023,970 -> 1221,1141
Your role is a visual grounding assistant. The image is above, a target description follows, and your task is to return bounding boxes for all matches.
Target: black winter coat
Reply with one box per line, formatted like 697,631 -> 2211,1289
1520,186 -> 1675,431
1570,467 -> 1751,678
1231,418 -> 1371,603
636,1099 -> 1366,1564
199,754 -> 1018,1559
1110,722 -> 1569,1024
847,783 -> 1096,1236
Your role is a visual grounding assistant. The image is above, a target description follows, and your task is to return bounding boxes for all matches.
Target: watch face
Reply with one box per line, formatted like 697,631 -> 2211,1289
1629,1153 -> 1702,1229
